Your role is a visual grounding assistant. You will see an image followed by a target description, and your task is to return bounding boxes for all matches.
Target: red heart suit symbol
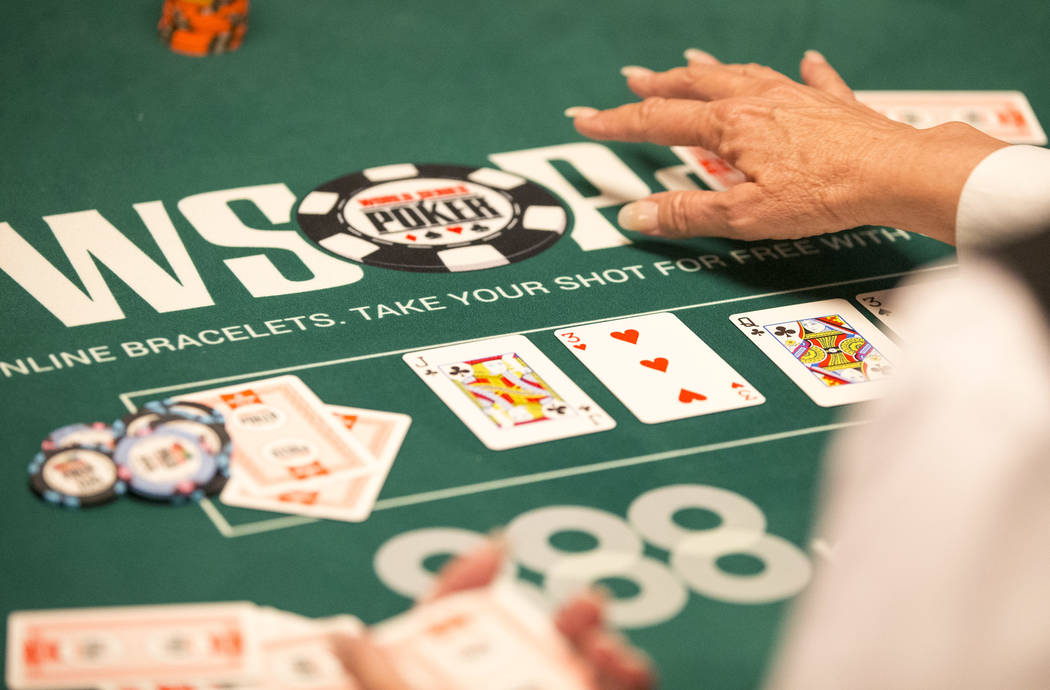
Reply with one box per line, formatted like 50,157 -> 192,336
640,358 -> 668,372
610,329 -> 639,344
573,344 -> 587,350
678,389 -> 707,403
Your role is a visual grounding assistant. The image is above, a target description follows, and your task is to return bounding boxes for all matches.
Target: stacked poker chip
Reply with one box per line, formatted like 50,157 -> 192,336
158,0 -> 250,57
29,424 -> 125,509
29,401 -> 232,509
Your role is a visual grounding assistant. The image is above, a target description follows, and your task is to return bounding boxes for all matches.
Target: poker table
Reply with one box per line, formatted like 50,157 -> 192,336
3,1 -> 1047,687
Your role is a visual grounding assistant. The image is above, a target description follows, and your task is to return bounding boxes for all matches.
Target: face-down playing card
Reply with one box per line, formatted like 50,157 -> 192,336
219,405 -> 411,523
731,298 -> 901,407
372,581 -> 592,690
555,312 -> 764,423
403,335 -> 614,450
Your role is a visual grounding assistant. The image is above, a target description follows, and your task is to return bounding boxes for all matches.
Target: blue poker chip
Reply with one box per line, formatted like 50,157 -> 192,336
28,446 -> 127,509
148,415 -> 232,474
113,409 -> 168,440
114,400 -> 226,442
113,428 -> 227,504
148,399 -> 226,426
41,422 -> 117,452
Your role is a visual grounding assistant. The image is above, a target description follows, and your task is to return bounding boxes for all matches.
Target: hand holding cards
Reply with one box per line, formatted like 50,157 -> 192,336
373,582 -> 592,690
6,585 -> 594,690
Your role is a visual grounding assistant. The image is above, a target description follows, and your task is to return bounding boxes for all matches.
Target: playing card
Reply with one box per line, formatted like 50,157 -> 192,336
93,612 -> 365,690
255,615 -> 364,689
96,683 -> 234,690
670,146 -> 747,191
373,582 -> 591,690
854,90 -> 1047,145
5,602 -> 262,689
856,278 -> 956,341
219,406 -> 410,522
731,299 -> 901,407
403,335 -> 614,450
96,682 -> 243,690
554,312 -> 764,423
179,375 -> 375,492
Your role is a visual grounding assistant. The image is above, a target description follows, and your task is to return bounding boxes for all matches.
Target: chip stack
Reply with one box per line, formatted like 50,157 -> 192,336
29,424 -> 125,509
30,401 -> 232,509
158,0 -> 250,57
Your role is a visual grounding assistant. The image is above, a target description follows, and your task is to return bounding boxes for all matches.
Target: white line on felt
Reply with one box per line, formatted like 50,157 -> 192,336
198,498 -> 235,537
227,514 -> 319,538
212,420 -> 865,538
118,263 -> 955,402
369,421 -> 864,511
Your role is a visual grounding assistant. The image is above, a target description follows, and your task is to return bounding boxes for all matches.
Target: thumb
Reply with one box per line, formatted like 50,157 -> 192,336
329,632 -> 414,690
618,185 -> 762,239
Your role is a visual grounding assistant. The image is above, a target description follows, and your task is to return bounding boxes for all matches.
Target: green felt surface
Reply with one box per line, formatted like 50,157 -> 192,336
2,1 -> 1047,688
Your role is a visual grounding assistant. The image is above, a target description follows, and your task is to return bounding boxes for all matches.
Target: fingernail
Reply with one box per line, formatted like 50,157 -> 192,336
618,201 -> 660,233
684,48 -> 719,65
619,65 -> 653,78
564,106 -> 599,119
804,49 -> 827,63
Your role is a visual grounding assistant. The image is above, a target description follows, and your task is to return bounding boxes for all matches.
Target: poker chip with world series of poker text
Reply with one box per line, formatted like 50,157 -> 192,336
28,446 -> 127,509
296,163 -> 569,273
113,400 -> 232,504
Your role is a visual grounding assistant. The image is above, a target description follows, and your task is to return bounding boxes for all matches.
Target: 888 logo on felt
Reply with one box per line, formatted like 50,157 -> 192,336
374,484 -> 813,628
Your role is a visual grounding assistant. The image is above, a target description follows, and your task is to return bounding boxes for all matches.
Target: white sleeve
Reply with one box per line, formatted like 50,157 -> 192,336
763,260 -> 1050,690
955,145 -> 1050,253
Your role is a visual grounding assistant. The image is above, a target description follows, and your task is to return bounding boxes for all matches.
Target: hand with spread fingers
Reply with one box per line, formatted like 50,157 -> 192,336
567,49 -> 1007,245
329,539 -> 656,690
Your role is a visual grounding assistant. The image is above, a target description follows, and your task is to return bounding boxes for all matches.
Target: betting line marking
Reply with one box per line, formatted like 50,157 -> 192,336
116,264 -> 948,537
198,497 -> 235,537
206,421 -> 864,539
117,263 -> 956,408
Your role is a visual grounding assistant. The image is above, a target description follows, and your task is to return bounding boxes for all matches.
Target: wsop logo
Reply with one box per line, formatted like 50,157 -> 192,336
352,180 -> 507,241
296,163 -> 568,273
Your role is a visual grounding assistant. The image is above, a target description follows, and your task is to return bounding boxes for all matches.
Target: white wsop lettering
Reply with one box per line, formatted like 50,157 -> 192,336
374,484 -> 811,629
0,143 -> 650,328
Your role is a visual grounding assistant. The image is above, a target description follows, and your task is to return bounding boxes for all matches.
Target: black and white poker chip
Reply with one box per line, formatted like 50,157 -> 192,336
296,163 -> 568,272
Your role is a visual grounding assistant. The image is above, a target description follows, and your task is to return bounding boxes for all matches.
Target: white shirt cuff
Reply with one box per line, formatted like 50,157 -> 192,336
955,145 -> 1050,253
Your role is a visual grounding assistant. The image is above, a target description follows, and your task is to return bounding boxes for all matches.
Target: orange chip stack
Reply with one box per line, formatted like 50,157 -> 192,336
158,0 -> 250,57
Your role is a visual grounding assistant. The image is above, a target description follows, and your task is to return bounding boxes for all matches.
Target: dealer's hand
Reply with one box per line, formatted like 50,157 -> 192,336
329,539 -> 655,690
566,49 -> 1007,245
